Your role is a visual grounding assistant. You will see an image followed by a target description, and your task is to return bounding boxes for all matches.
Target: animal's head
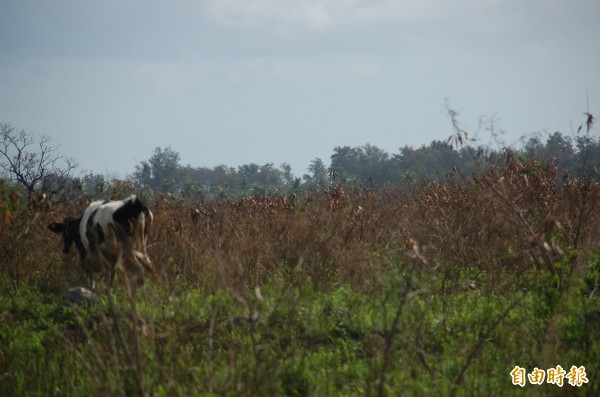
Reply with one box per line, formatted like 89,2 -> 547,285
112,195 -> 153,233
48,217 -> 83,256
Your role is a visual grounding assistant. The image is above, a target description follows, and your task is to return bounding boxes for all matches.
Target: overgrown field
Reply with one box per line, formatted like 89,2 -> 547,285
2,159 -> 600,396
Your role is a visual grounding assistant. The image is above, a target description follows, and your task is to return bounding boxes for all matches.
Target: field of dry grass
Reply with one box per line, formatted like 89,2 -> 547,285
1,158 -> 600,396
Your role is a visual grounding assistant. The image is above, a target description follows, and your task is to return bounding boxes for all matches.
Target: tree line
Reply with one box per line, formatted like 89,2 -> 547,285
0,117 -> 597,202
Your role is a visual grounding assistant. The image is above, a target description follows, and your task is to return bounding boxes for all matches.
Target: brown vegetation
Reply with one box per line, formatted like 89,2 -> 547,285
2,157 -> 599,296
2,157 -> 600,396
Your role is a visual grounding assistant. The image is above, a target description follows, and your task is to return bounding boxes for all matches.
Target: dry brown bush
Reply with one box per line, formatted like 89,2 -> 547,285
3,157 -> 600,296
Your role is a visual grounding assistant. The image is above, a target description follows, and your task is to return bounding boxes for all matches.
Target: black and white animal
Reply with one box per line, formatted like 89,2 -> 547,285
48,195 -> 154,287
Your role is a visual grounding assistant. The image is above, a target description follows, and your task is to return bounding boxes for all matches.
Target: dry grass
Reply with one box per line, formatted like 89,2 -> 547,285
123,158 -> 599,295
2,157 -> 600,396
2,157 -> 599,296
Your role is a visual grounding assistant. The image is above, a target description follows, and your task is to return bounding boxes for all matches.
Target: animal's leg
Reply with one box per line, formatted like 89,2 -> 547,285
81,260 -> 96,290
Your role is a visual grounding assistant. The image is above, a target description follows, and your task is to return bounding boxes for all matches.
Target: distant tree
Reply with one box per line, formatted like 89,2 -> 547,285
521,132 -> 575,175
237,162 -> 287,195
280,163 -> 300,188
131,161 -> 152,191
238,163 -> 261,187
80,172 -> 107,198
132,146 -> 181,193
391,145 -> 426,182
0,123 -> 77,198
149,146 -> 181,192
259,163 -> 284,187
360,143 -> 390,181
330,146 -> 361,181
458,144 -> 491,174
330,144 -> 390,183
544,132 -> 574,172
390,141 -> 463,182
210,165 -> 239,192
424,140 -> 462,175
178,165 -> 207,199
523,136 -> 545,160
303,158 -> 329,186
575,135 -> 600,178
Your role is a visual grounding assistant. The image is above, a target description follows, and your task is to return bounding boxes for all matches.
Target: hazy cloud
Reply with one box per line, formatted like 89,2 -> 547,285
204,0 -> 517,31
1,0 -> 599,176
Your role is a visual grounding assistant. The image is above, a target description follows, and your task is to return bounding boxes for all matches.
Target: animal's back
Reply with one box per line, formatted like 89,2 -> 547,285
80,200 -> 105,250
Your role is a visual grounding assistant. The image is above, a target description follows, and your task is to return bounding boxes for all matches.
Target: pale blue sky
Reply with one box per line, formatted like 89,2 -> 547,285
1,0 -> 599,177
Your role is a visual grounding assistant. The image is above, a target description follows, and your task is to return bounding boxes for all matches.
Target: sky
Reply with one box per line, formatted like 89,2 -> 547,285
1,0 -> 599,178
